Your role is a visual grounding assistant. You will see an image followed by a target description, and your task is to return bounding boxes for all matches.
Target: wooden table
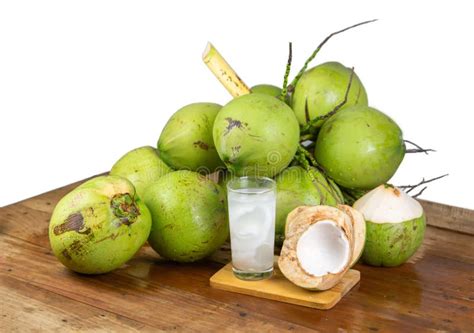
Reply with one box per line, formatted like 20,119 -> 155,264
1,177 -> 473,332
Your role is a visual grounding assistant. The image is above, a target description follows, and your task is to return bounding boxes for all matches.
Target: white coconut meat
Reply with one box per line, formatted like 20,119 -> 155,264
354,185 -> 423,223
278,205 -> 354,291
296,220 -> 351,276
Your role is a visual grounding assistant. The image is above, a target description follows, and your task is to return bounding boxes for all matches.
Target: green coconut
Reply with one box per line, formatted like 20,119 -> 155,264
291,62 -> 368,126
157,103 -> 224,173
274,166 -> 344,245
110,146 -> 172,198
49,175 -> 152,274
315,106 -> 405,190
213,93 -> 300,178
353,184 -> 426,267
143,170 -> 228,262
251,84 -> 282,98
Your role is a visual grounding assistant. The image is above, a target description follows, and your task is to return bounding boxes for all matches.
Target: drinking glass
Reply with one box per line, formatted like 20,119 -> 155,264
227,176 -> 276,280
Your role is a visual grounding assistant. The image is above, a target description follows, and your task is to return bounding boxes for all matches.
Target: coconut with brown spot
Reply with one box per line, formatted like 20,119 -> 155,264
49,175 -> 152,274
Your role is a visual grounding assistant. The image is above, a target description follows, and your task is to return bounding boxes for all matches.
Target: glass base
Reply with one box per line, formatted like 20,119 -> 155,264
232,267 -> 273,281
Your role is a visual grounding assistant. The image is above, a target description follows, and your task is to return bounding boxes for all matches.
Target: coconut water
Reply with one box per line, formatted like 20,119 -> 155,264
228,180 -> 276,280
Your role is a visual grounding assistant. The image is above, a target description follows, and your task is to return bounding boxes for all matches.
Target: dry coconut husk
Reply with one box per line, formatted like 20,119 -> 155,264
338,204 -> 366,267
278,205 -> 354,290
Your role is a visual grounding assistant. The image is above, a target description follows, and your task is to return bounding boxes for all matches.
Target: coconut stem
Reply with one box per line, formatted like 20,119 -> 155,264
202,42 -> 251,97
110,193 -> 140,226
300,67 -> 355,134
294,148 -> 311,171
300,134 -> 313,142
404,140 -> 436,154
412,187 -> 427,199
288,19 -> 377,89
399,174 -> 449,194
298,145 -> 319,168
295,146 -> 320,183
341,189 -> 358,206
304,98 -> 311,123
279,42 -> 293,101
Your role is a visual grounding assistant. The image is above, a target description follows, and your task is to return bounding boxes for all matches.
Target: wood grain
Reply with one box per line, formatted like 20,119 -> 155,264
420,199 -> 474,235
1,178 -> 473,332
0,275 -> 156,332
210,260 -> 360,310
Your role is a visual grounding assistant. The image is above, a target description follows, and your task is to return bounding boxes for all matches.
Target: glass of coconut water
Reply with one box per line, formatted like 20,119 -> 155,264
227,176 -> 276,280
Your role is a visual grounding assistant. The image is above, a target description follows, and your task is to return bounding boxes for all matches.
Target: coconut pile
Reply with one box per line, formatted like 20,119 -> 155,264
49,21 -> 439,291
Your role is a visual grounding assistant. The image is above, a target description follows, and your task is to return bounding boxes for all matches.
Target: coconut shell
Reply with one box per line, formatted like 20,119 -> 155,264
278,205 -> 354,290
338,205 -> 366,267
362,214 -> 426,267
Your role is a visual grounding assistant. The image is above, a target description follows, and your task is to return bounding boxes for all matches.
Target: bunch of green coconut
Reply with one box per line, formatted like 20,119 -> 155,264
49,21 -> 431,290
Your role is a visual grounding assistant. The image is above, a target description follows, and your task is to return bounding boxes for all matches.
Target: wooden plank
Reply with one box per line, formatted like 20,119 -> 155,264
421,199 -> 474,235
210,260 -> 360,310
3,226 -> 472,332
0,178 -> 474,331
0,275 -> 157,332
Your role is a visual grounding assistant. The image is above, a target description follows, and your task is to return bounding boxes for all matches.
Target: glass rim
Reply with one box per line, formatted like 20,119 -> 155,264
227,176 -> 276,194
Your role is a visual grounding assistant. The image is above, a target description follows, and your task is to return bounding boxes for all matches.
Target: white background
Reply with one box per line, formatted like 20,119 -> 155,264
1,1 -> 473,209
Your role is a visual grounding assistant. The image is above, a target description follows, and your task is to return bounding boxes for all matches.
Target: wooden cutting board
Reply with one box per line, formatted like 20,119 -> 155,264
210,257 -> 360,310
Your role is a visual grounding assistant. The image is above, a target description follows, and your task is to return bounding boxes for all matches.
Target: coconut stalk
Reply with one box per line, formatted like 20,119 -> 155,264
202,42 -> 251,97
287,19 -> 377,90
404,140 -> 436,154
279,42 -> 293,101
398,174 -> 449,198
300,67 -> 355,135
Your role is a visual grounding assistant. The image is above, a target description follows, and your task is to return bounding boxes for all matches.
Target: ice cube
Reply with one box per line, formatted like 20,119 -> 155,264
232,243 -> 274,272
254,243 -> 274,270
235,208 -> 269,237
232,251 -> 256,271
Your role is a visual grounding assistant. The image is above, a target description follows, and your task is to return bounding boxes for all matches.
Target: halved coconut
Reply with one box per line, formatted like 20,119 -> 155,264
278,205 -> 354,290
338,205 -> 366,267
353,184 -> 426,267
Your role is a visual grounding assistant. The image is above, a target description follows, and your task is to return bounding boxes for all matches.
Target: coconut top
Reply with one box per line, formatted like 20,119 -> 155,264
353,185 -> 423,223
